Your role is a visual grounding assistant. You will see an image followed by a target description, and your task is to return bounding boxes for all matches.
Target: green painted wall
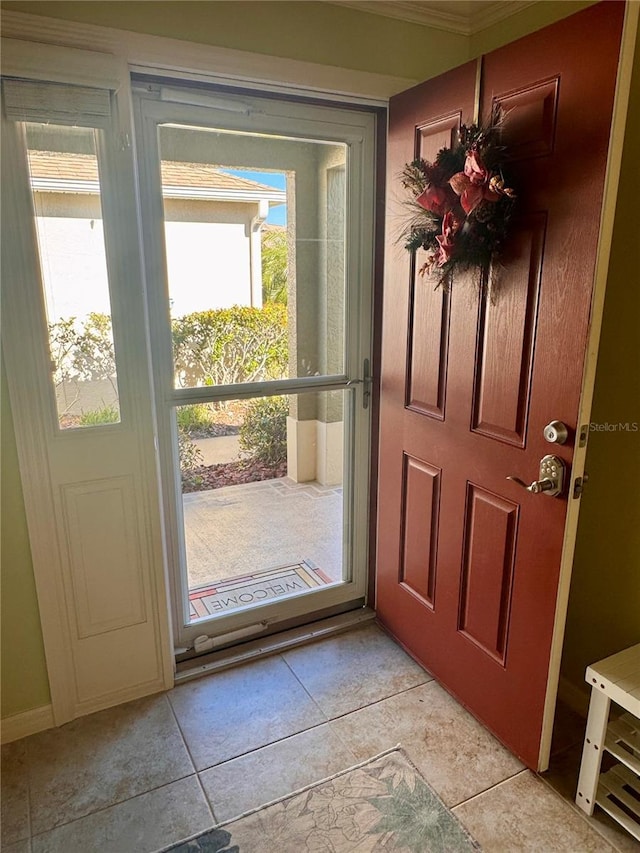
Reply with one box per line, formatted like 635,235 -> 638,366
1,1 -> 637,719
1,360 -> 51,716
2,1 -> 469,81
560,23 -> 640,693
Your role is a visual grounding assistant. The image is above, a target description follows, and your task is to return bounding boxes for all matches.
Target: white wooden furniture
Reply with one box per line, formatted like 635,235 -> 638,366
576,643 -> 640,841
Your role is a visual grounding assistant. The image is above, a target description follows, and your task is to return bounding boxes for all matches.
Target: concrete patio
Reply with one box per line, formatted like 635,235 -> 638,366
182,476 -> 343,591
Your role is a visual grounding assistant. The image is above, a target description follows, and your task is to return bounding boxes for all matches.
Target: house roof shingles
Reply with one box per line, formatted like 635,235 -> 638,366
27,150 -> 281,195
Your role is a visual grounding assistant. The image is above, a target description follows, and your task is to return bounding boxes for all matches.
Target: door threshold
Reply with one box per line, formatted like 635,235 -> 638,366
174,606 -> 376,684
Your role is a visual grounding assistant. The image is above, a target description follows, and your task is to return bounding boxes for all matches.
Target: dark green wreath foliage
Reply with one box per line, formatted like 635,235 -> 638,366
400,116 -> 516,289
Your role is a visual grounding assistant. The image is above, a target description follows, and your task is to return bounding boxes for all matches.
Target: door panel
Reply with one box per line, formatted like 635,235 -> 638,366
458,484 -> 518,665
471,212 -> 546,445
62,476 -> 146,637
376,2 -> 625,770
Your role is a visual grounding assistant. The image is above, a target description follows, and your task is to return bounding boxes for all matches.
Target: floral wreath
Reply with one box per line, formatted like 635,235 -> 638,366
400,113 -> 516,289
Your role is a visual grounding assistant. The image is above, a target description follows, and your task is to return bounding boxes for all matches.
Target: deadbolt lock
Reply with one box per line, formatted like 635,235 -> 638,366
543,420 -> 569,445
507,455 -> 565,497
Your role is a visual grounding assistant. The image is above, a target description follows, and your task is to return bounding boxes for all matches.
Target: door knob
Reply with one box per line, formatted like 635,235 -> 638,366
507,455 -> 565,497
543,420 -> 569,444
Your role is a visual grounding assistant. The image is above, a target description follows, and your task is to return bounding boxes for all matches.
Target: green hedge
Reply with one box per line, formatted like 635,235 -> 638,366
171,303 -> 288,387
49,304 -> 289,397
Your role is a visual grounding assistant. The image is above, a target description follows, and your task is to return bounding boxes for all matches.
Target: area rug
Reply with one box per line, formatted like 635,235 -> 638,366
189,560 -> 332,619
163,748 -> 480,852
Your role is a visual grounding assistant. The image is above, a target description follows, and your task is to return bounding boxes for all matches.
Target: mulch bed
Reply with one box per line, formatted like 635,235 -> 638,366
182,458 -> 287,494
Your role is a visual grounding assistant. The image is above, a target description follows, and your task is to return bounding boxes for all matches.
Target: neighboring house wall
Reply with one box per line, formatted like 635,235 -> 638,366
35,193 -> 108,317
163,197 -> 258,314
1,0 -> 636,722
35,193 -> 262,320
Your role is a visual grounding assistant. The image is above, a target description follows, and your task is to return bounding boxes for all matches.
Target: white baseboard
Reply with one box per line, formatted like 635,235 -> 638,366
1,704 -> 55,744
557,675 -> 590,718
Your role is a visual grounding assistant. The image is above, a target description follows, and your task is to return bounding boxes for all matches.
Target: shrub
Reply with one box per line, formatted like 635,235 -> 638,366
79,404 -> 120,426
178,428 -> 203,487
171,304 -> 288,388
239,396 -> 288,465
71,312 -> 118,383
50,305 -> 288,395
176,403 -> 216,435
48,312 -> 119,414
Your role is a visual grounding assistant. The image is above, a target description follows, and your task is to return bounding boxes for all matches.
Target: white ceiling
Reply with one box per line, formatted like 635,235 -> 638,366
329,1 -> 535,35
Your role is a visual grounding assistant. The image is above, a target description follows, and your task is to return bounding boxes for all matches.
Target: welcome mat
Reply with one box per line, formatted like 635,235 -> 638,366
163,748 -> 480,852
189,560 -> 333,619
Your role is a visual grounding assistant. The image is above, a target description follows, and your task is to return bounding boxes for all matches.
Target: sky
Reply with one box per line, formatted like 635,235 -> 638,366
222,169 -> 287,226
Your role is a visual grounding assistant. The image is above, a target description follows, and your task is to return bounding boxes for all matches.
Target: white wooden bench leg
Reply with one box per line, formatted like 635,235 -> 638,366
576,688 -> 610,815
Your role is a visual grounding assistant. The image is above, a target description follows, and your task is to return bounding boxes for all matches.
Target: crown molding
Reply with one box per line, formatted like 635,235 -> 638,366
330,1 -> 535,36
470,1 -> 536,33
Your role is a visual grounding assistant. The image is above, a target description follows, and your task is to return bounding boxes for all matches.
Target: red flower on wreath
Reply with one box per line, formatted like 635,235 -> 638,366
416,184 -> 448,217
449,149 -> 503,215
435,210 -> 458,267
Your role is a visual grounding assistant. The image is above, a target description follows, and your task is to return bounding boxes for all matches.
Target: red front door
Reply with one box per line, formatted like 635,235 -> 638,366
376,1 -> 625,770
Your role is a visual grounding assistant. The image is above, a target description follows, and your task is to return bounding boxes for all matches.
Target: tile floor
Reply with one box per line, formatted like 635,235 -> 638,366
2,623 -> 638,852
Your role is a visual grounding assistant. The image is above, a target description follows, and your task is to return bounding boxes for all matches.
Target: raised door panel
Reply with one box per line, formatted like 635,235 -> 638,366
407,115 -> 458,418
62,476 -> 147,638
458,484 -> 519,665
408,280 -> 451,418
472,213 -> 546,445
400,454 -> 441,608
498,78 -> 559,162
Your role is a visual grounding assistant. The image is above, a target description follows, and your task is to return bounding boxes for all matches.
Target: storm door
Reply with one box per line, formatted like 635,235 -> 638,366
133,84 -> 376,652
